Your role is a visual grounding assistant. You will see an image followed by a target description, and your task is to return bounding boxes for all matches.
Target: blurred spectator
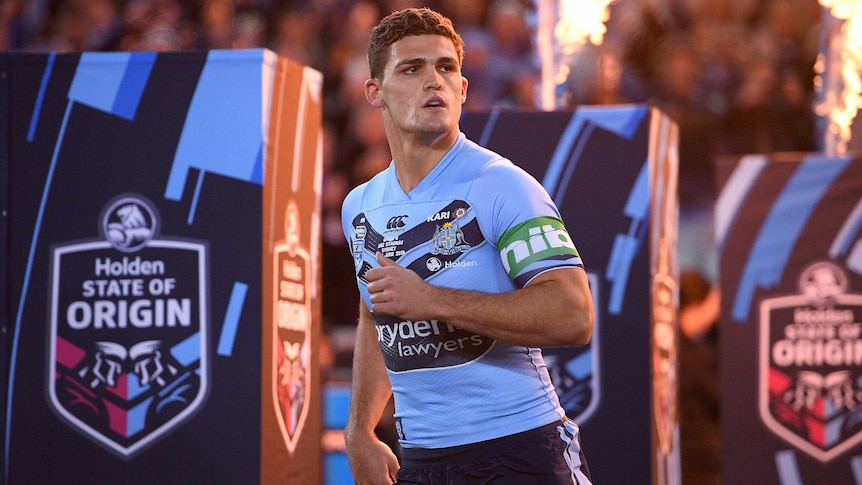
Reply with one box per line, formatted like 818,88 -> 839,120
651,34 -> 720,206
484,0 -> 536,109
678,269 -> 721,485
199,0 -> 233,49
231,7 -> 266,49
23,0 -> 120,52
114,0 -> 193,51
231,6 -> 265,49
3,0 -> 829,366
438,0 -> 496,109
267,3 -> 325,70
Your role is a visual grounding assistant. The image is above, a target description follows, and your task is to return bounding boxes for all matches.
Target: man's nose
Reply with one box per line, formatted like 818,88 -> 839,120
424,71 -> 441,89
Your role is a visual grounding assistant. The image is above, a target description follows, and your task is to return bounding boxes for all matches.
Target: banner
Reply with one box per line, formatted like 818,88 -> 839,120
462,105 -> 680,484
717,153 -> 862,484
1,50 -> 322,484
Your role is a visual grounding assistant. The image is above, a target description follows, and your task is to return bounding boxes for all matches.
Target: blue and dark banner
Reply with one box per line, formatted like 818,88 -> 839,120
462,105 -> 680,484
718,153 -> 862,484
2,50 -> 322,484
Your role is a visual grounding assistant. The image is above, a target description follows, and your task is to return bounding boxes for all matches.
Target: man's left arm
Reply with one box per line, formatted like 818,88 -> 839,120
365,251 -> 593,347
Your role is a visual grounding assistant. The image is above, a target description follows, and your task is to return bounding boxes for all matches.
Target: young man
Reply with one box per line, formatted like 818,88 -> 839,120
341,7 -> 594,484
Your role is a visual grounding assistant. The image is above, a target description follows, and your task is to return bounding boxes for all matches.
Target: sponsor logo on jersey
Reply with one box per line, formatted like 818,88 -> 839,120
272,199 -> 312,454
498,216 -> 578,278
427,207 -> 468,223
427,211 -> 450,223
374,315 -> 494,372
444,260 -> 477,269
48,194 -> 208,458
759,261 -> 862,462
386,215 -> 408,231
426,257 -> 443,272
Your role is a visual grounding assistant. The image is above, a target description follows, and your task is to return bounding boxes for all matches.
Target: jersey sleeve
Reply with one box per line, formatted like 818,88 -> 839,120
341,184 -> 362,246
472,160 -> 584,288
341,183 -> 370,289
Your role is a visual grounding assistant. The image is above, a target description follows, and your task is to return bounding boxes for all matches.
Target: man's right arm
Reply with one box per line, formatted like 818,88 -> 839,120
343,301 -> 399,484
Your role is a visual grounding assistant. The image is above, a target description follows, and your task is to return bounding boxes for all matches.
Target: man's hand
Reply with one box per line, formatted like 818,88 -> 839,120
366,252 -> 431,319
365,250 -> 593,347
345,430 -> 399,484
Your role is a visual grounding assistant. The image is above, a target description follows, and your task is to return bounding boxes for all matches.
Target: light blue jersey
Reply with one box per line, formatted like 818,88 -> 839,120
341,133 -> 585,449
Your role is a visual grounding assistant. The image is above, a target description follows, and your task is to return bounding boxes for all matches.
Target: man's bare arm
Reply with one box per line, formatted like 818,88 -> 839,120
343,301 -> 399,484
366,252 -> 593,347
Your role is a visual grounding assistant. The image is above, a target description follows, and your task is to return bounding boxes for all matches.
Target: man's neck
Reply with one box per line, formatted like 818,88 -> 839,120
388,130 -> 458,193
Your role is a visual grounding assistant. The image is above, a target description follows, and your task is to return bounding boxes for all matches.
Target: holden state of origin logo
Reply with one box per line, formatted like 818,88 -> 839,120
48,194 -> 209,458
759,261 -> 862,462
272,199 -> 312,454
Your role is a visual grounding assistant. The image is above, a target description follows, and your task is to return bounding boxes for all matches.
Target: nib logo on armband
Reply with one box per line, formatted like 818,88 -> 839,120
759,261 -> 862,462
48,194 -> 208,458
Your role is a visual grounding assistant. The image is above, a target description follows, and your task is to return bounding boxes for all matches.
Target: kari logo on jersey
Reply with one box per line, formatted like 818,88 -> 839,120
272,200 -> 312,454
48,194 -> 208,458
426,207 -> 465,223
759,261 -> 862,462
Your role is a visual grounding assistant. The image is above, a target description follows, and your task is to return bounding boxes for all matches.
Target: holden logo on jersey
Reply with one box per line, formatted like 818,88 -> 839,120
426,257 -> 443,272
759,261 -> 862,462
48,193 -> 208,458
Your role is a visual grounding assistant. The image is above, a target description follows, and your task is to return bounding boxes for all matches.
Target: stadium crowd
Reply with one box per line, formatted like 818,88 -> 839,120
2,1 -> 830,481
1,0 -> 823,355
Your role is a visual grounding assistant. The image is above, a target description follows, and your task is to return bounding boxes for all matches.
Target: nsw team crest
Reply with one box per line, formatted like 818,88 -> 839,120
48,195 -> 209,457
272,200 -> 312,454
759,261 -> 862,462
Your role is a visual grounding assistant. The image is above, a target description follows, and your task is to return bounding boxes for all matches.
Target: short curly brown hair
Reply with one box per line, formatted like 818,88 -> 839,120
367,7 -> 464,80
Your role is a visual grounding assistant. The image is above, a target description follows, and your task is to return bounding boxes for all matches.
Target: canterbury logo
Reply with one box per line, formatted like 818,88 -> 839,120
387,215 -> 408,229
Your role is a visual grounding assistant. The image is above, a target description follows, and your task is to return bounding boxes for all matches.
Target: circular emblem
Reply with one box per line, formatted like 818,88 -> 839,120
799,261 -> 847,305
101,195 -> 158,253
426,257 -> 442,272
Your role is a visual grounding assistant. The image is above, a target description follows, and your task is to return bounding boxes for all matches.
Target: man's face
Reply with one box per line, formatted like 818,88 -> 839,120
366,34 -> 467,139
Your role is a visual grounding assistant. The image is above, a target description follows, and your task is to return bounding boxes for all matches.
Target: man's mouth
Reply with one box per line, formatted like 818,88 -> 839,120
424,97 -> 445,108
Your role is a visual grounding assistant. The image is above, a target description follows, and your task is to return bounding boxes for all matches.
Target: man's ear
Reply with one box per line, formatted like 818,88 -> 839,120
365,79 -> 384,108
461,76 -> 468,104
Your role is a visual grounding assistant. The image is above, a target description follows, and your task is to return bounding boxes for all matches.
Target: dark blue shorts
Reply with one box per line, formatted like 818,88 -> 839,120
394,419 -> 592,484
